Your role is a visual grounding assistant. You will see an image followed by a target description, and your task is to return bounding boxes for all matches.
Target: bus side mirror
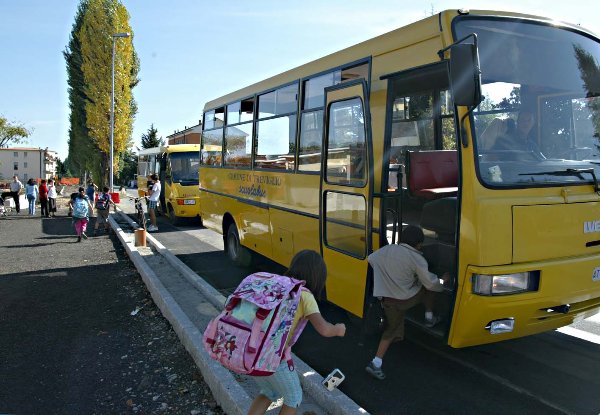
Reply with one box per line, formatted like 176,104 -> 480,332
449,43 -> 482,107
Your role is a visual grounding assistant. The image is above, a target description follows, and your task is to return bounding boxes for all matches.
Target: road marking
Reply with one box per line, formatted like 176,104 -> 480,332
412,338 -> 574,415
587,313 -> 600,323
557,326 -> 600,344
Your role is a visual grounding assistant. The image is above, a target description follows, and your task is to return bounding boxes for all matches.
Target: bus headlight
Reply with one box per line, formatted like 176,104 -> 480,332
472,271 -> 539,296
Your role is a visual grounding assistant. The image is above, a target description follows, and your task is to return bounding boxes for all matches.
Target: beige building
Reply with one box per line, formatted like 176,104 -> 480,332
0,147 -> 58,183
166,122 -> 202,145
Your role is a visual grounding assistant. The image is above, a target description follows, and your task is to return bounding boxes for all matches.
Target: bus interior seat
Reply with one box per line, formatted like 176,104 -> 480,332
405,150 -> 458,200
420,197 -> 457,289
420,196 -> 457,243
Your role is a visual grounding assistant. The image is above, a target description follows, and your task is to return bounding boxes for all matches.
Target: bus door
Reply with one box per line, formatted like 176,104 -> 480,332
320,80 -> 372,318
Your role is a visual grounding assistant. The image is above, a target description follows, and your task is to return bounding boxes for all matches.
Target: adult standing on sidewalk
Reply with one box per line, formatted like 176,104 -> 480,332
25,178 -> 39,216
9,175 -> 24,214
39,179 -> 49,217
147,174 -> 161,232
47,179 -> 58,218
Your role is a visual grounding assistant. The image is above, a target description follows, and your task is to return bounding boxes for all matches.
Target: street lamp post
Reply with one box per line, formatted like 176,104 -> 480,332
110,32 -> 130,192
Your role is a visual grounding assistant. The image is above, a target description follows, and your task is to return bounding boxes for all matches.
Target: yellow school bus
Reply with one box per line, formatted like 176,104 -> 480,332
137,144 -> 201,224
199,9 -> 600,347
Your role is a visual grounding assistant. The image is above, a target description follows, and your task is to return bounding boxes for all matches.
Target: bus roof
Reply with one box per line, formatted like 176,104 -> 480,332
202,9 -> 594,111
137,144 -> 200,156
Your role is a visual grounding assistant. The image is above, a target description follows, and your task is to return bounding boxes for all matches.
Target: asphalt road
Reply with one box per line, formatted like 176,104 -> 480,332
0,205 -> 223,415
142,205 -> 600,415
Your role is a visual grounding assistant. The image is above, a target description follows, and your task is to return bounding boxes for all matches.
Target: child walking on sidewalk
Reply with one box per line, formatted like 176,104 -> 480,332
70,187 -> 93,242
247,250 -> 346,415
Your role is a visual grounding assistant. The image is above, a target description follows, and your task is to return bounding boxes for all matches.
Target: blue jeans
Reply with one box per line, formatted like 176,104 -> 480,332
27,195 -> 36,215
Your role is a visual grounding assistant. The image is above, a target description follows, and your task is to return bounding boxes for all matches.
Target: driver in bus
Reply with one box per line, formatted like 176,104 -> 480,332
491,109 -> 544,158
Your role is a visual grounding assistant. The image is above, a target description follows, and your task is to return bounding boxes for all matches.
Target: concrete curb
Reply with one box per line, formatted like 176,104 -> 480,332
109,215 -> 253,415
110,211 -> 369,415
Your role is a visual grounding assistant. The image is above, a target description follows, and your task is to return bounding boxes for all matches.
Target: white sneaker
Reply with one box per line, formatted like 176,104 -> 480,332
424,315 -> 441,328
147,225 -> 158,232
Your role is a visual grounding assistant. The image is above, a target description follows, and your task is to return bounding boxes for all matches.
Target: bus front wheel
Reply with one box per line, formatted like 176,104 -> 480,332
226,224 -> 252,267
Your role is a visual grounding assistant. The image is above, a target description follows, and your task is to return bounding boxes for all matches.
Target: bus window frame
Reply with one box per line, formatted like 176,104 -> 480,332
324,96 -> 369,188
380,62 -> 455,191
201,58 -> 372,176
298,58 -> 372,175
224,95 -> 255,170
253,80 -> 300,173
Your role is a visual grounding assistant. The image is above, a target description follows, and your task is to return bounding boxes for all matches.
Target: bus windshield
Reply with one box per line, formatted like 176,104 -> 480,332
455,17 -> 600,187
170,151 -> 200,185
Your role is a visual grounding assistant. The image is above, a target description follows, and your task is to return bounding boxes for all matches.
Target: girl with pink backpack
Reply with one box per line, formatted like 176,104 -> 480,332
246,250 -> 346,415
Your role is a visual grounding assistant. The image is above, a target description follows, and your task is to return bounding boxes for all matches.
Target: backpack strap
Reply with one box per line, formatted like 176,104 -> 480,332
283,286 -> 310,371
247,308 -> 270,353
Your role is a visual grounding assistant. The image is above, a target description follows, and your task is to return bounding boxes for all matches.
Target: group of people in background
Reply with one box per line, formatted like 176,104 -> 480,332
3,175 -> 118,242
2,175 -> 58,217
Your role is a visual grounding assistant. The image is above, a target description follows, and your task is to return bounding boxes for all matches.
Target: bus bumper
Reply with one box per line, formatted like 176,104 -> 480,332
449,256 -> 600,348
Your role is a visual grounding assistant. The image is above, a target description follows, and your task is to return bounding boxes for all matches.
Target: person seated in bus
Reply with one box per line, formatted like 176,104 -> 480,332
491,109 -> 545,158
365,225 -> 449,381
479,117 -> 515,151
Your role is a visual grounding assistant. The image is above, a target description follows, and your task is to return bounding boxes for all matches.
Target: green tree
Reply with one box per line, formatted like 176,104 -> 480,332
140,124 -> 164,149
64,0 -> 90,179
116,149 -> 137,186
65,0 -> 139,187
575,45 -> 600,151
0,116 -> 31,148
56,158 -> 71,179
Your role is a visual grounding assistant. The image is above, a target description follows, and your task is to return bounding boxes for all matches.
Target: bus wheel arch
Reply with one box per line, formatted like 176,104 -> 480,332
224,218 -> 252,267
167,203 -> 182,226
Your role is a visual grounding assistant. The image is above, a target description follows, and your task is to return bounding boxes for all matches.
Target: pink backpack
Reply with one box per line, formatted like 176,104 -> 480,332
202,272 -> 307,376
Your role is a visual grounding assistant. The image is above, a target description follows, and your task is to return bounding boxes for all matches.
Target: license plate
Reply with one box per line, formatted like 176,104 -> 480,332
593,267 -> 600,282
184,199 -> 195,205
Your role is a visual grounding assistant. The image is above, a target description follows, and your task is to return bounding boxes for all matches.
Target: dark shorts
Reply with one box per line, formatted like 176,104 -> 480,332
49,198 -> 57,212
96,209 -> 110,224
148,200 -> 158,210
381,288 -> 426,342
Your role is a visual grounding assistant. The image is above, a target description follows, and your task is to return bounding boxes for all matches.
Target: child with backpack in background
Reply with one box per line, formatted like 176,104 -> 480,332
204,250 -> 346,415
93,186 -> 116,236
69,187 -> 93,242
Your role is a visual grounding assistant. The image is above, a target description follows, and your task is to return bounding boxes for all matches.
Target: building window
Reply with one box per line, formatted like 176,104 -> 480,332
13,152 -> 18,157
14,162 -> 18,170
23,173 -> 28,181
24,152 -> 27,158
24,162 -> 28,168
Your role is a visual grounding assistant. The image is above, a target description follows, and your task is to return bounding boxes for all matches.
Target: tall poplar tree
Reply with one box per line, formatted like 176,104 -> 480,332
64,0 -> 91,178
65,0 -> 139,186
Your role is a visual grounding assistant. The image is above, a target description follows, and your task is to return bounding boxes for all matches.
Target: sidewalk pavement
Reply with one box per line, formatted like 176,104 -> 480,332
0,194 -> 366,414
112,201 -> 368,415
0,201 -> 226,414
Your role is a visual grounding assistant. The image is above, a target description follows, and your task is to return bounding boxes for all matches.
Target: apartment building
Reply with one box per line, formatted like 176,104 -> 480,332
166,122 -> 201,145
0,147 -> 58,183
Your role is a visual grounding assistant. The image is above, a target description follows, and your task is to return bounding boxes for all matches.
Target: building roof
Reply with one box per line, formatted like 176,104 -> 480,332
0,146 -> 55,152
166,122 -> 202,139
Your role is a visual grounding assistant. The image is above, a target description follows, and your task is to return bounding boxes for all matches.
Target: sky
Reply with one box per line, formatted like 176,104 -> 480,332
1,0 -> 600,161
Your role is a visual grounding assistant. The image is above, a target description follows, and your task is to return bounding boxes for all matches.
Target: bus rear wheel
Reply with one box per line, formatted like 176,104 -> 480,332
226,224 -> 252,267
168,205 -> 182,226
